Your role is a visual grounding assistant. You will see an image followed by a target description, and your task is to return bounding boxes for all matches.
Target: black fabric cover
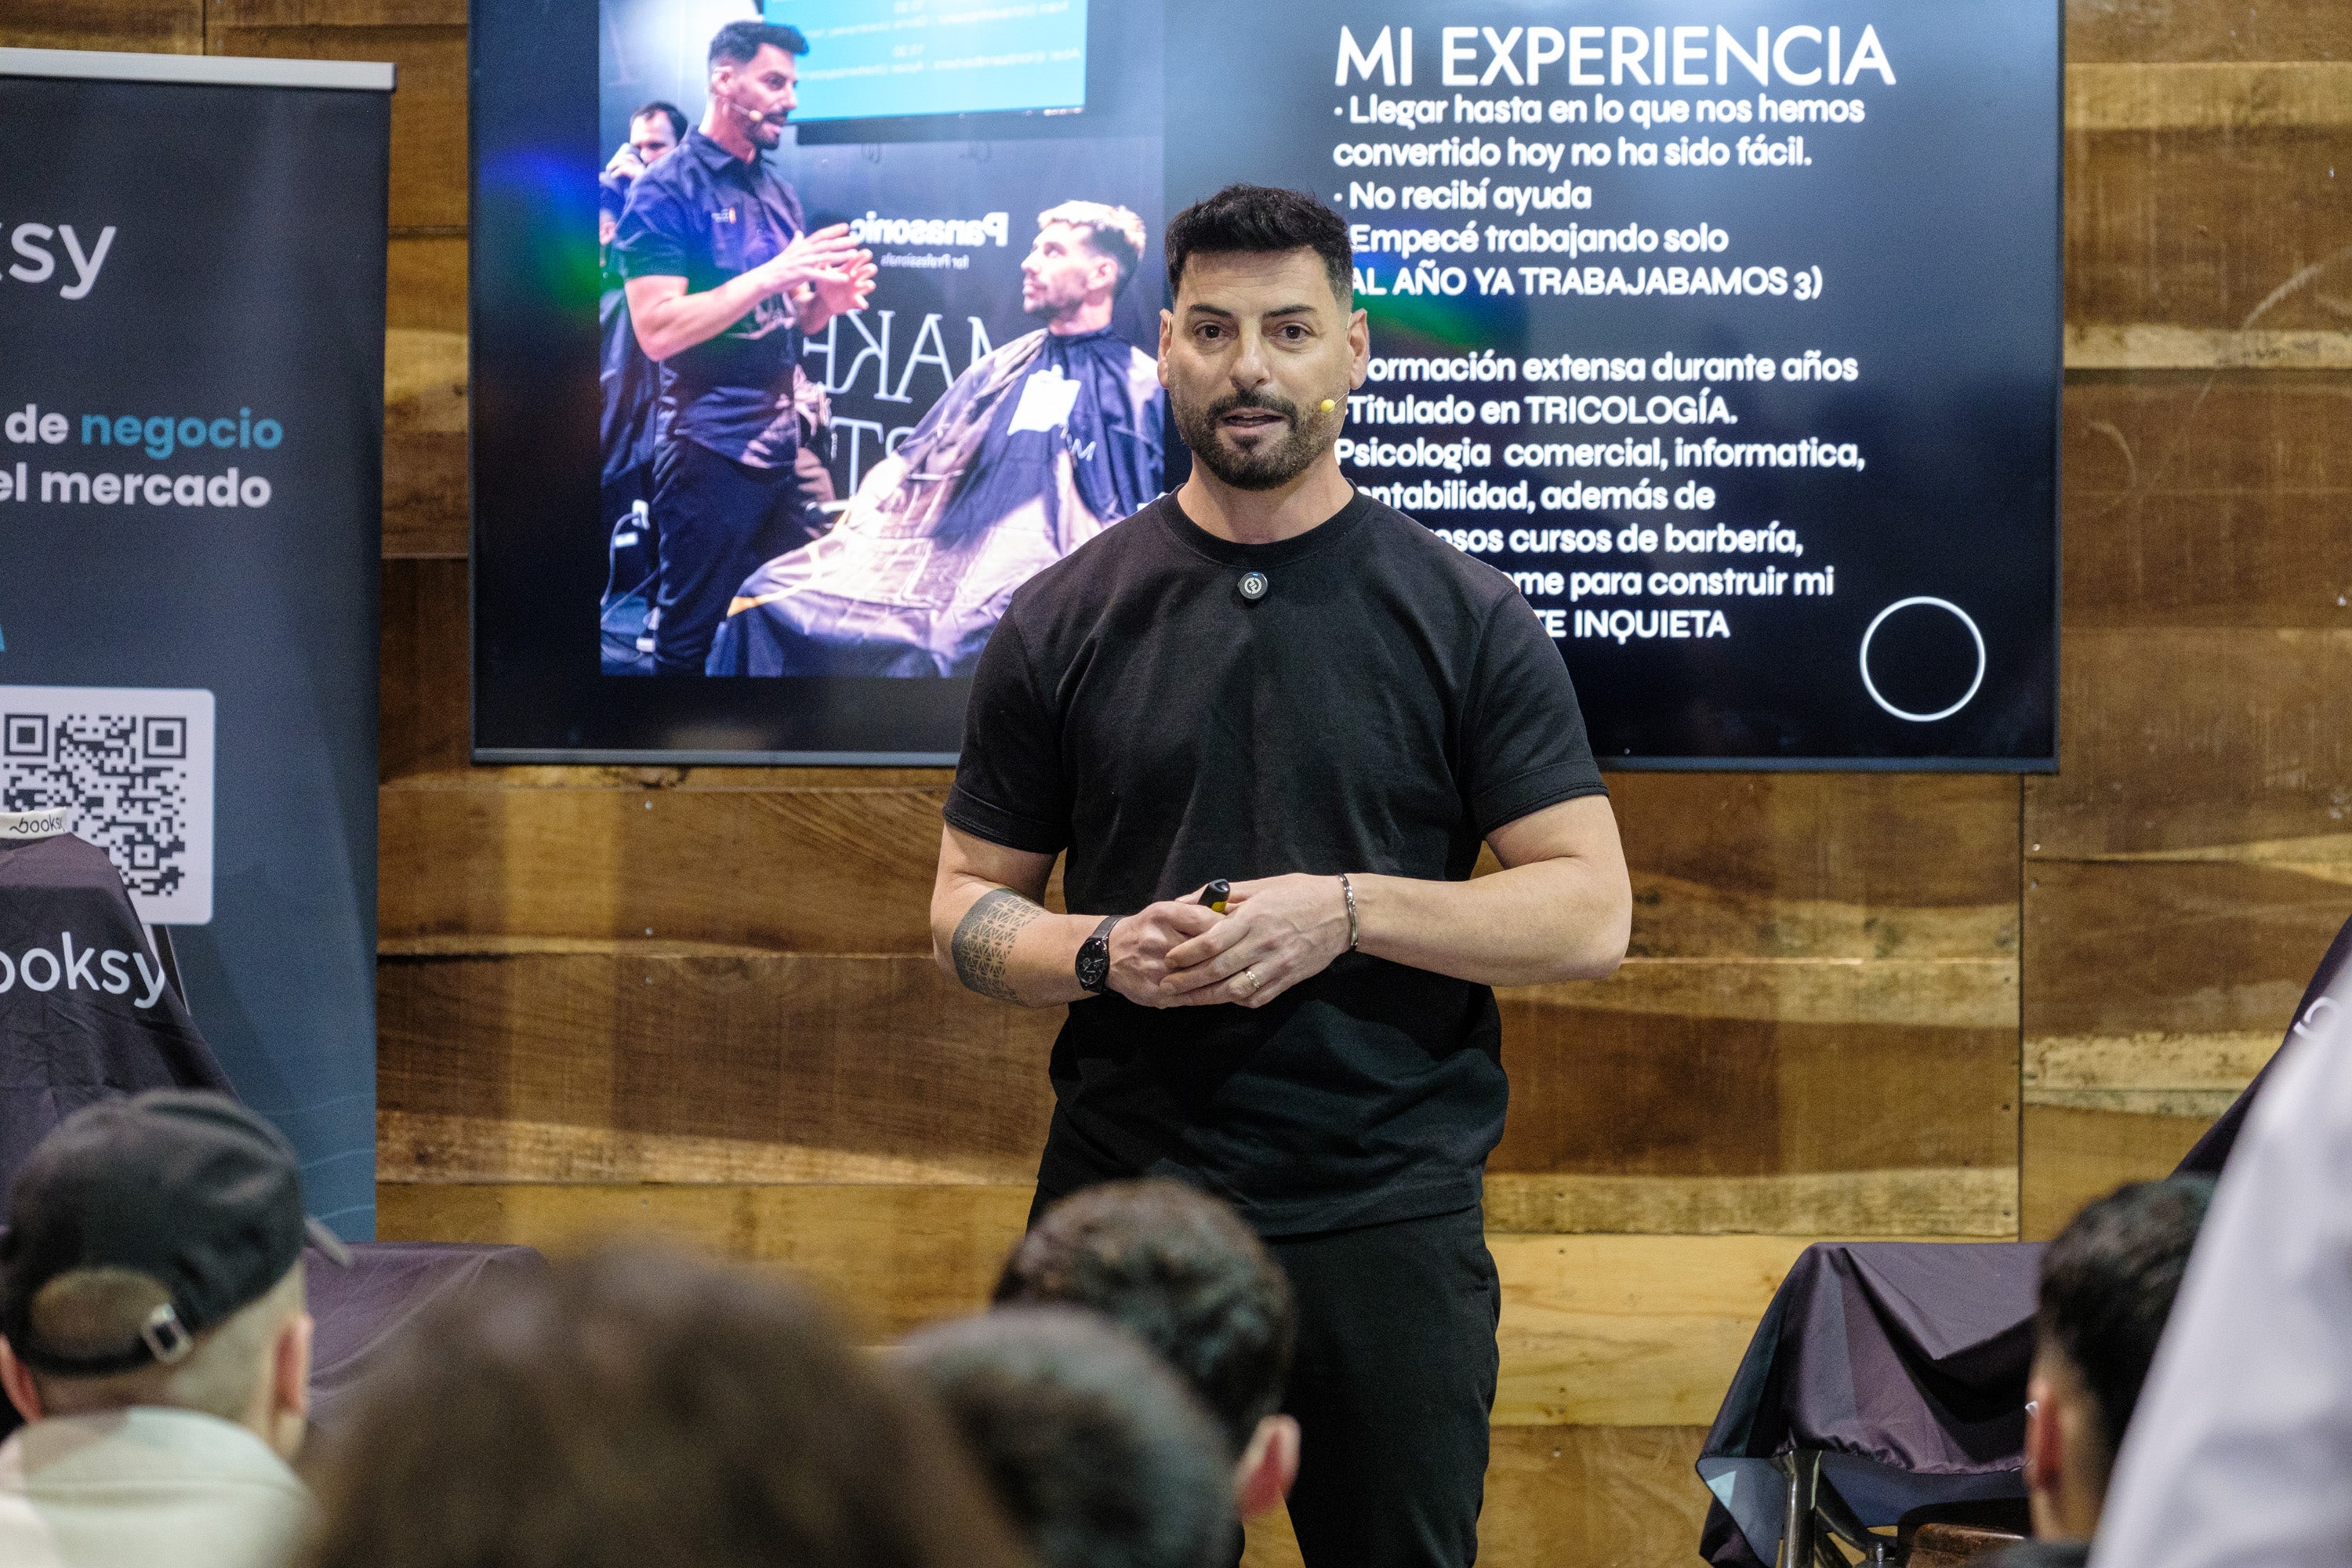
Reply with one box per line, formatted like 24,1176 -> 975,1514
1695,1241 -> 2043,1566
0,833 -> 234,1220
304,1240 -> 546,1430
0,1240 -> 544,1443
1694,904 -> 2352,1566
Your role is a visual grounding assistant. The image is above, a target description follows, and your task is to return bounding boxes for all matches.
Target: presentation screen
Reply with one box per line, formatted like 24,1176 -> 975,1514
471,0 -> 2057,766
770,0 -> 1089,122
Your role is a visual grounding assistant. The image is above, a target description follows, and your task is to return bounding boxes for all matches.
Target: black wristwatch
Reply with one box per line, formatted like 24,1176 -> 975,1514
1076,914 -> 1120,994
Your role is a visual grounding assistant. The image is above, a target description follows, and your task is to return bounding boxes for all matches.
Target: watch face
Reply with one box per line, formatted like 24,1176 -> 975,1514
1076,940 -> 1109,992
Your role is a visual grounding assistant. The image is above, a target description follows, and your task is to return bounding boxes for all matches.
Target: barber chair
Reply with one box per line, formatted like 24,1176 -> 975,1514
0,825 -> 543,1439
1696,909 -> 2352,1567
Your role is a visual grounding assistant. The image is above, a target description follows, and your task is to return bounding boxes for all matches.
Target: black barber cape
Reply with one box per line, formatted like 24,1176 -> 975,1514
946,491 -> 1606,1236
0,831 -> 234,1219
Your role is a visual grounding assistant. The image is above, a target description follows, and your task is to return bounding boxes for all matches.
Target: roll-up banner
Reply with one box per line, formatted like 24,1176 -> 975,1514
0,49 -> 393,1237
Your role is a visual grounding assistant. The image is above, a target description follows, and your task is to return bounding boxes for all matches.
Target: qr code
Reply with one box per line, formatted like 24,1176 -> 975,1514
0,687 -> 215,925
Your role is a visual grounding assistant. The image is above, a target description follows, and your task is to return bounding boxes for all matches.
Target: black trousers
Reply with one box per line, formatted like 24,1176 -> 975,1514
648,435 -> 819,677
1265,1204 -> 1500,1568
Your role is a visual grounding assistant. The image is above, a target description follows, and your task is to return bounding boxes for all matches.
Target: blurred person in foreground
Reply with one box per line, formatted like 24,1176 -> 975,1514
710,201 -> 1163,676
901,1306 -> 1234,1568
300,1246 -> 1027,1568
0,1091 -> 341,1568
1975,1178 -> 2211,1568
2085,972 -> 2352,1568
993,1178 -> 1298,1523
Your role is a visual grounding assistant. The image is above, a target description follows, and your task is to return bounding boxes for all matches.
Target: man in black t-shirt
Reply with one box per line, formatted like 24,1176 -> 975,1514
931,186 -> 1632,1568
614,20 -> 875,675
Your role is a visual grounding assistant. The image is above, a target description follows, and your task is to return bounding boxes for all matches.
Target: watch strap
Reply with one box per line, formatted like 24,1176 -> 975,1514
1077,913 -> 1120,993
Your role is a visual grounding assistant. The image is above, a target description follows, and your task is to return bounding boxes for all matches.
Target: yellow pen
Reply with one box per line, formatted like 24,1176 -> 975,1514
1199,880 -> 1231,915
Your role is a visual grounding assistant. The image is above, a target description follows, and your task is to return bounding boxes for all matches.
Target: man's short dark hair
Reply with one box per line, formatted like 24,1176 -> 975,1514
631,100 -> 688,142
1164,183 -> 1353,306
900,1307 -> 1236,1568
301,1247 -> 1028,1568
2036,1177 -> 2213,1460
710,20 -> 809,69
993,1179 -> 1294,1456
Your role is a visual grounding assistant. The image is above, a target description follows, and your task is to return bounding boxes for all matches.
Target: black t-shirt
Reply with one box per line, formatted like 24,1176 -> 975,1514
946,490 -> 1606,1236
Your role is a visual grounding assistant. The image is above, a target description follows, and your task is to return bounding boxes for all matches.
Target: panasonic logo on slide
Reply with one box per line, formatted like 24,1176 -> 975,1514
0,933 -> 172,1011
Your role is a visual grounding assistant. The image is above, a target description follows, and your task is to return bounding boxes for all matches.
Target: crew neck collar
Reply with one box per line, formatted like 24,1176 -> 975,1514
1157,487 -> 1368,567
8,1406 -> 302,1490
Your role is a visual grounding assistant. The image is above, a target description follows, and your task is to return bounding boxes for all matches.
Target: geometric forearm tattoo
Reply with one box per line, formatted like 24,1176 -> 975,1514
952,887 -> 1047,1002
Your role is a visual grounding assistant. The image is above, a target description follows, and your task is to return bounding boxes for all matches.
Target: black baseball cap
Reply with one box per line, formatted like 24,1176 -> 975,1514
0,1091 -> 349,1376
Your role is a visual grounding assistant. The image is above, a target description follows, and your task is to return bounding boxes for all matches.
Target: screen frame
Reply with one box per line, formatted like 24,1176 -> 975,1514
470,0 -> 2063,771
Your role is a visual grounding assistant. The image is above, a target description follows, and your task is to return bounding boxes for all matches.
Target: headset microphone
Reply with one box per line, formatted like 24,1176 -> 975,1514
718,91 -> 773,129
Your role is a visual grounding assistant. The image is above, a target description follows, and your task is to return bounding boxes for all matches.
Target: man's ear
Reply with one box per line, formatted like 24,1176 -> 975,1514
1233,1413 -> 1301,1519
0,1338 -> 44,1424
278,1310 -> 313,1419
2023,1373 -> 2056,1488
260,1310 -> 314,1461
1157,308 -> 1174,384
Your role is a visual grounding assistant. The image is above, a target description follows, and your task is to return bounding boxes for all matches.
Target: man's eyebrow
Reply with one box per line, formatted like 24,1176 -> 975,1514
1181,303 -> 1322,321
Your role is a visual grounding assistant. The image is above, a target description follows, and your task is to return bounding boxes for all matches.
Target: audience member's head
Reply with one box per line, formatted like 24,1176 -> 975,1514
0,1091 -> 324,1459
2024,1178 -> 2212,1541
300,1247 -> 1027,1568
900,1306 -> 1236,1568
993,1179 -> 1298,1517
627,100 -> 685,164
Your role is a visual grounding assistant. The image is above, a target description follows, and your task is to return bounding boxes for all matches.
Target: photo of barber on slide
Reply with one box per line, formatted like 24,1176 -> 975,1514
596,0 -> 1164,678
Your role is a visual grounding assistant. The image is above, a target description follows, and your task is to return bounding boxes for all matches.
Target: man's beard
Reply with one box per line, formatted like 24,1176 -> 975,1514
1023,285 -> 1080,322
1171,387 -> 1330,491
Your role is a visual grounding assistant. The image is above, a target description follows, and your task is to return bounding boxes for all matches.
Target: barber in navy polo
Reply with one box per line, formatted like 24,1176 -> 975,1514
616,19 -> 875,677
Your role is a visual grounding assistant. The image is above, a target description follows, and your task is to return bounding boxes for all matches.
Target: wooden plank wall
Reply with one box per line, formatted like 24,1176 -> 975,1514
2031,5 -> 2352,1240
9,3 -> 2347,1563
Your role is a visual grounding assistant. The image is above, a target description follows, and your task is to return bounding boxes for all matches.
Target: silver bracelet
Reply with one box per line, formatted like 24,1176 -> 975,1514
1338,873 -> 1359,951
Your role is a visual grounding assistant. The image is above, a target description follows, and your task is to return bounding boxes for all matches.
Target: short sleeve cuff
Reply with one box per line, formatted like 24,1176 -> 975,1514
1471,761 -> 1608,840
943,786 -> 1065,856
618,245 -> 688,281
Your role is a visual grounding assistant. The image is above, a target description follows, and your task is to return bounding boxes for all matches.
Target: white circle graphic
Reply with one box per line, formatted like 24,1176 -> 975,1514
1859,597 -> 1987,722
